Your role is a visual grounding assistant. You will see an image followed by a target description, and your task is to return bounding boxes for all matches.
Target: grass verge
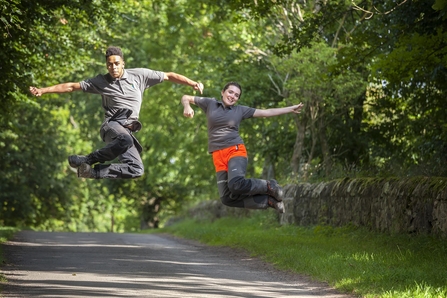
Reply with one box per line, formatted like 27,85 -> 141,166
0,227 -> 19,284
156,212 -> 447,298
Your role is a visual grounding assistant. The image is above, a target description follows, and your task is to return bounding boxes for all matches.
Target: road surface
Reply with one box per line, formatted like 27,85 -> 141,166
1,231 -> 355,297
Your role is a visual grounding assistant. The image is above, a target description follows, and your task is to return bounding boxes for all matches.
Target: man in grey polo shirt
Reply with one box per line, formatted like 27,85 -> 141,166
30,46 -> 203,179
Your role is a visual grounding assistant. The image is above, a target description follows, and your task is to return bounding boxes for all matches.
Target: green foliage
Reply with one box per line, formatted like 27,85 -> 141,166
161,216 -> 447,298
0,100 -> 77,227
0,0 -> 131,230
0,226 -> 19,243
2,0 -> 447,231
364,1 -> 447,175
266,42 -> 368,179
0,0 -> 121,123
235,0 -> 447,178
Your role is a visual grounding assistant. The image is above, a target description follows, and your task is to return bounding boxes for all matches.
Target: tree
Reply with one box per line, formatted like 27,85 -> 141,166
0,0 -> 125,227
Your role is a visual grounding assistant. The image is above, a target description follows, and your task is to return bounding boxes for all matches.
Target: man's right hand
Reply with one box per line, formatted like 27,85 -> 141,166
29,86 -> 43,97
194,82 -> 204,94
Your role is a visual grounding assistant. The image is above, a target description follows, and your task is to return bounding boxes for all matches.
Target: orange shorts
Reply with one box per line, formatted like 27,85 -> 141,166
212,144 -> 247,172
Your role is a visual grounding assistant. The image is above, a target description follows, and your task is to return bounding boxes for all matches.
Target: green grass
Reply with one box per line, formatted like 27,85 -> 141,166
0,226 -> 19,283
156,212 -> 447,298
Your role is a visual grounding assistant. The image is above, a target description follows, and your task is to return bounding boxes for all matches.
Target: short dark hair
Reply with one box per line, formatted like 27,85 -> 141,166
222,81 -> 242,98
105,46 -> 123,60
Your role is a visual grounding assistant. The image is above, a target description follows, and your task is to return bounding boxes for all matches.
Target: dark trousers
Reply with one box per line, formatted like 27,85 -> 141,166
216,156 -> 269,209
89,120 -> 144,179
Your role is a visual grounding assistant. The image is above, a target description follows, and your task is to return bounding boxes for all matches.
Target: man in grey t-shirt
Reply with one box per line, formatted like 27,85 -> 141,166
30,46 -> 203,179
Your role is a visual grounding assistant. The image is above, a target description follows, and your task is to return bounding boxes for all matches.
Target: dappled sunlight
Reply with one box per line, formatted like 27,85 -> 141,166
3,271 -> 329,297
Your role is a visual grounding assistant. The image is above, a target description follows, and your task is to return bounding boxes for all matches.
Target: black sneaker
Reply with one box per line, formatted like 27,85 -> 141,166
266,179 -> 284,202
77,163 -> 97,179
68,155 -> 90,168
267,197 -> 285,214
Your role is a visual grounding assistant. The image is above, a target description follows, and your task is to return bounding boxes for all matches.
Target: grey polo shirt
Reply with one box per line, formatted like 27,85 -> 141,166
80,68 -> 164,121
194,96 -> 256,153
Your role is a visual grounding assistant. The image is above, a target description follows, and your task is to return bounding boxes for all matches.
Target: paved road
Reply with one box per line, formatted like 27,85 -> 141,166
1,231 -> 354,297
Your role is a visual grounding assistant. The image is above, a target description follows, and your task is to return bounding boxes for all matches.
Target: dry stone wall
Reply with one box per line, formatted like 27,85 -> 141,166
178,177 -> 447,238
281,177 -> 447,237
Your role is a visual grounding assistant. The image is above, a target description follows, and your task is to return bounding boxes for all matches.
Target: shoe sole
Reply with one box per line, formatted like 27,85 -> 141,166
269,180 -> 284,202
77,163 -> 95,178
277,201 -> 285,214
276,188 -> 284,202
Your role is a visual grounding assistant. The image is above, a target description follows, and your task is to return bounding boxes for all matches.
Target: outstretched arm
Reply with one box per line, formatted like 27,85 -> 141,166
253,103 -> 304,118
164,72 -> 204,94
181,95 -> 197,118
29,82 -> 82,97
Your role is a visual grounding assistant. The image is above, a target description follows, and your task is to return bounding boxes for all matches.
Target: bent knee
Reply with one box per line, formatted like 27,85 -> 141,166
117,133 -> 134,148
220,195 -> 232,206
123,162 -> 144,178
133,168 -> 144,178
131,163 -> 145,177
228,176 -> 247,194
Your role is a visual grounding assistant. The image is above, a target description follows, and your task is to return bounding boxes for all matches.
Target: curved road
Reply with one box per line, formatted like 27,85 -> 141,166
1,231 -> 354,297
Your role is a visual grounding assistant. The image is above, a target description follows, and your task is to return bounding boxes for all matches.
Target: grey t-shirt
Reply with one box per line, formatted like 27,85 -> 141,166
80,68 -> 164,121
194,96 -> 256,153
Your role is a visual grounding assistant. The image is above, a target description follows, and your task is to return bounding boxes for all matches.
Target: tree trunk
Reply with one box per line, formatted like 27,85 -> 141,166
140,196 -> 161,230
304,101 -> 318,181
262,155 -> 275,180
318,112 -> 331,176
291,107 -> 307,178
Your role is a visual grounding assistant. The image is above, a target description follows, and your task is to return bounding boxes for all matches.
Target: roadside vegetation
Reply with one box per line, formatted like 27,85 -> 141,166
158,213 -> 447,298
0,227 -> 19,284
